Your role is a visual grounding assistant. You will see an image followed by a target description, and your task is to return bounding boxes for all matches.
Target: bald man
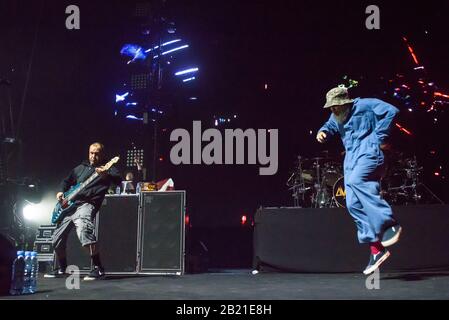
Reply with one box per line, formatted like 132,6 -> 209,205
46,143 -> 121,280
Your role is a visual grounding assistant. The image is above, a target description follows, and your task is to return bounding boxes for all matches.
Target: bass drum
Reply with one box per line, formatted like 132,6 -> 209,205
332,176 -> 346,208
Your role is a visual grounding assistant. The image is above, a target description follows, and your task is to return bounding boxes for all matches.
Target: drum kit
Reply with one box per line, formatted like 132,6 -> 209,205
287,153 -> 345,208
286,153 -> 443,208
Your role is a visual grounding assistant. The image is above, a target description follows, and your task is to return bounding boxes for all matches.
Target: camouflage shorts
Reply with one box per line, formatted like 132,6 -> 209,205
52,203 -> 97,249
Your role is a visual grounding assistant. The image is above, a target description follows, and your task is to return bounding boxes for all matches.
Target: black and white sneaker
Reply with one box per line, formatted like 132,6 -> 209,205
381,224 -> 402,247
83,267 -> 105,281
44,268 -> 67,278
363,250 -> 391,275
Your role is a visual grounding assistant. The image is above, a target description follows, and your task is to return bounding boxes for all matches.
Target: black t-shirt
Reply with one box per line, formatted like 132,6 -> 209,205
60,160 -> 122,207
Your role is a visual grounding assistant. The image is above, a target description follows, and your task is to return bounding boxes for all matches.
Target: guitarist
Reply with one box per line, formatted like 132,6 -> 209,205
45,142 -> 121,280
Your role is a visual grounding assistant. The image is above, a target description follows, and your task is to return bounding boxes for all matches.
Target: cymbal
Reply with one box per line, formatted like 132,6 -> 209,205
301,170 -> 315,182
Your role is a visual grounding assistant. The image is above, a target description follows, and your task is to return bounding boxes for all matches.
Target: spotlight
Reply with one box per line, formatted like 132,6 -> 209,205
23,203 -> 38,221
116,92 -> 129,103
126,148 -> 144,168
126,115 -> 144,121
162,45 -> 189,56
175,68 -> 199,76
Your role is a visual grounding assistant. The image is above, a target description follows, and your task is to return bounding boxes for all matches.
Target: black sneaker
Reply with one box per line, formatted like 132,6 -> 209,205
363,250 -> 391,275
381,224 -> 402,247
83,267 -> 105,281
44,268 -> 67,278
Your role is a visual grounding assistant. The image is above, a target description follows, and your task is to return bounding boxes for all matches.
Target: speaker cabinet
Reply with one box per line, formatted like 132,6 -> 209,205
96,194 -> 139,273
139,191 -> 185,275
51,192 -> 185,275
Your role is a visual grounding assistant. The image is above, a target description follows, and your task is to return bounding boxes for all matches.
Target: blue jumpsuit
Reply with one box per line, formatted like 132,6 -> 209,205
319,98 -> 400,243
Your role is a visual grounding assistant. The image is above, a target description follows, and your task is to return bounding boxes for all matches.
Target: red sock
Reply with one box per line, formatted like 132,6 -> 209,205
370,241 -> 384,255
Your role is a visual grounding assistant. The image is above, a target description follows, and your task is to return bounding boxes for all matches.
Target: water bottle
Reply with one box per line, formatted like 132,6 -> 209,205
22,251 -> 32,294
9,251 -> 25,296
30,252 -> 38,293
136,182 -> 141,194
116,185 -> 121,194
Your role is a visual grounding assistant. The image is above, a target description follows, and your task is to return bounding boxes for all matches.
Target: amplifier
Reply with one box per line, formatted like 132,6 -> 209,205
36,254 -> 54,262
96,194 -> 140,274
36,192 -> 185,276
139,191 -> 185,275
36,225 -> 56,240
35,240 -> 54,254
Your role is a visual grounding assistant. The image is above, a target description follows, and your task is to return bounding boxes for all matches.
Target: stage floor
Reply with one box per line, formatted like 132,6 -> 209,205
3,269 -> 449,300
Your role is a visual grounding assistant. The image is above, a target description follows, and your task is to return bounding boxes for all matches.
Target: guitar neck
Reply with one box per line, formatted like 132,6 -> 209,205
66,171 -> 99,201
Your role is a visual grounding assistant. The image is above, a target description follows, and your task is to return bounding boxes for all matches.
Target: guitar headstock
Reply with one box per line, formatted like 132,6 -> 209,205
103,156 -> 120,170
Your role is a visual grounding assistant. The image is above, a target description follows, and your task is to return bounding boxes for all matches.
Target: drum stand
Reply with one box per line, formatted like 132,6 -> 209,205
386,157 -> 445,205
287,156 -> 310,207
388,181 -> 444,205
311,159 -> 333,208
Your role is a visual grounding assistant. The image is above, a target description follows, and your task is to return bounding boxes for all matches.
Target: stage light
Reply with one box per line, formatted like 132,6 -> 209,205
395,123 -> 413,136
434,92 -> 449,99
162,44 -> 189,55
20,193 -> 56,223
23,203 -> 38,221
145,39 -> 182,53
126,115 -> 143,121
241,215 -> 247,225
175,67 -> 199,76
126,102 -> 138,106
115,92 -> 129,103
189,97 -> 198,100
126,148 -> 144,168
214,120 -> 218,126
404,40 -> 420,65
120,44 -> 147,61
130,74 -> 150,90
145,46 -> 158,53
162,39 -> 181,46
183,77 -> 196,82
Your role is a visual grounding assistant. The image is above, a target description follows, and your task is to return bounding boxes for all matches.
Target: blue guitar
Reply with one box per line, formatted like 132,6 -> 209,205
51,156 -> 120,224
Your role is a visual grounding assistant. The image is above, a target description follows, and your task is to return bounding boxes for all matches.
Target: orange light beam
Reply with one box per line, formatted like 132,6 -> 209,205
395,123 -> 413,136
434,92 -> 449,99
